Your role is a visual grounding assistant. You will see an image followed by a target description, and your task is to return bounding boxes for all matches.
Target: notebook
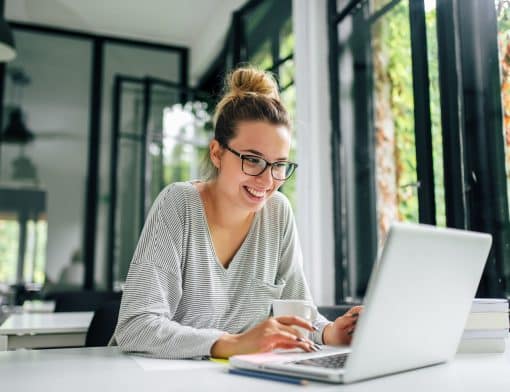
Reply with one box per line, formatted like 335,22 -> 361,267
230,222 -> 492,383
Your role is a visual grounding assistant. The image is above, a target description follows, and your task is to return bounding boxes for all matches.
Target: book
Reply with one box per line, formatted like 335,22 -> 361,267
471,298 -> 509,313
464,312 -> 509,330
457,338 -> 506,354
228,368 -> 308,385
462,329 -> 509,339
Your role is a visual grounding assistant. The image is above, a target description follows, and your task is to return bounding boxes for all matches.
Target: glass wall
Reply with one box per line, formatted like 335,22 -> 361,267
0,24 -> 187,293
331,0 -> 448,299
97,43 -> 182,288
497,1 -> 510,213
372,1 -> 418,238
372,0 -> 444,240
496,0 -> 510,293
0,30 -> 91,288
424,0 -> 445,227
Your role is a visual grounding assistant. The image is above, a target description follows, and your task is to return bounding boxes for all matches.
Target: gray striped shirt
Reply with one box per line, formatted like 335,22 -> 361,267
112,181 -> 330,359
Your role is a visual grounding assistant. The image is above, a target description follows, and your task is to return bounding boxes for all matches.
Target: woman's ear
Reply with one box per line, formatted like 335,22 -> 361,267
209,139 -> 223,170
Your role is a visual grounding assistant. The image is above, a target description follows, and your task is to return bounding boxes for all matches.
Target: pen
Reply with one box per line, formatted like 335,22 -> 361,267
228,367 -> 309,385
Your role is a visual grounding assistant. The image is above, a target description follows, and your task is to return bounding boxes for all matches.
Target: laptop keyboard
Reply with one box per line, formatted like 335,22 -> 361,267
292,353 -> 349,369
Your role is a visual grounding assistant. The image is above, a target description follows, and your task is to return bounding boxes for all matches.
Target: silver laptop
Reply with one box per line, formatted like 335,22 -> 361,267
230,223 -> 492,383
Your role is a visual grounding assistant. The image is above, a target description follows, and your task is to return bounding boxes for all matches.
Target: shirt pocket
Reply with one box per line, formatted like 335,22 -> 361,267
244,278 -> 285,317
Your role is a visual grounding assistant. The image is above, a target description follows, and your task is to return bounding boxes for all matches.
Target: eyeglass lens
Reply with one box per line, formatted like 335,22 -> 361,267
242,156 -> 294,180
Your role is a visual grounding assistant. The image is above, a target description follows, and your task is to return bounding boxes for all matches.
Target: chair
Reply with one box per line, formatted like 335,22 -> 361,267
45,290 -> 122,312
85,300 -> 121,347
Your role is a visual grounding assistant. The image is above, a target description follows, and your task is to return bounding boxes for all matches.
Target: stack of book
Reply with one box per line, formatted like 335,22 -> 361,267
457,298 -> 509,353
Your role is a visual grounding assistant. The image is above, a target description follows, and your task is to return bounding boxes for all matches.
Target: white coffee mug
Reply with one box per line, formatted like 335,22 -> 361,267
271,299 -> 318,339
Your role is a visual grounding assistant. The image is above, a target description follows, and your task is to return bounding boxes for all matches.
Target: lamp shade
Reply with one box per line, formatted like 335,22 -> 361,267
2,108 -> 33,143
0,17 -> 15,61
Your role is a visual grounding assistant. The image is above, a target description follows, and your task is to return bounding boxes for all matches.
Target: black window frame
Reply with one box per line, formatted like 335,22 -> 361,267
2,21 -> 189,290
328,0 -> 510,303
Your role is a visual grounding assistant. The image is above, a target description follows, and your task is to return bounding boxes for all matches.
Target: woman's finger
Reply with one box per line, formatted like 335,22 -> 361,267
344,305 -> 364,317
334,315 -> 356,329
278,324 -> 303,338
262,331 -> 314,352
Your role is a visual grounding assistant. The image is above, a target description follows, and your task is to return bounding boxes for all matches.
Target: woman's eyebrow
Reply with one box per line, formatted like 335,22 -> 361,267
243,148 -> 288,161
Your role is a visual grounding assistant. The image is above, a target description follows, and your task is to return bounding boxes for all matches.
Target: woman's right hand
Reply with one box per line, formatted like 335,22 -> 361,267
210,316 -> 317,358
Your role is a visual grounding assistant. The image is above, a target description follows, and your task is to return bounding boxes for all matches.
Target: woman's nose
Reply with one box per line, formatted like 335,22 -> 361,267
255,165 -> 273,185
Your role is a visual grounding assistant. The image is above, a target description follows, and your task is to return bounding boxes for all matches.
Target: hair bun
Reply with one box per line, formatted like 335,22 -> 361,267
228,67 -> 280,100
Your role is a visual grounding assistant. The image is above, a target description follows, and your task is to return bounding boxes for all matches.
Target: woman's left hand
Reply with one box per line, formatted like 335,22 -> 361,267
322,306 -> 364,346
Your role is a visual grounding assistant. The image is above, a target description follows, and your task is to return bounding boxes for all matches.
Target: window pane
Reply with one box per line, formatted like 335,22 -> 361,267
0,218 -> 19,283
279,18 -> 294,60
372,0 -> 418,240
162,101 -> 211,187
148,83 -> 181,203
279,59 -> 294,89
496,0 -> 510,294
280,83 -> 297,209
425,0 -> 446,227
1,30 -> 91,287
249,39 -> 272,70
97,43 -> 181,288
497,1 -> 510,211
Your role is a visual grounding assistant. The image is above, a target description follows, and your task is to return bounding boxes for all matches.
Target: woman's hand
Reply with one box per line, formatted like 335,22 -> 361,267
211,316 -> 317,358
323,306 -> 364,346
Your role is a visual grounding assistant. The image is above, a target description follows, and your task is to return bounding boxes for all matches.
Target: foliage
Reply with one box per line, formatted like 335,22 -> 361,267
0,219 -> 19,282
425,6 -> 446,227
496,0 -> 510,206
0,218 -> 46,284
373,1 -> 419,226
159,101 -> 212,191
372,0 -> 445,230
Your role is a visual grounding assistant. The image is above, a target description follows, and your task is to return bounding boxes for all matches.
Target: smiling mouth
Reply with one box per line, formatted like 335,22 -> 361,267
244,186 -> 266,199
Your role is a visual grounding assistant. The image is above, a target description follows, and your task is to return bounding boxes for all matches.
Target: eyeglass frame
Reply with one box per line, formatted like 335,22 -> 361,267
221,144 -> 298,180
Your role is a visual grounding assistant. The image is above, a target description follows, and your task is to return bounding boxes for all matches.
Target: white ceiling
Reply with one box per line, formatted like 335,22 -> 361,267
5,0 -> 248,84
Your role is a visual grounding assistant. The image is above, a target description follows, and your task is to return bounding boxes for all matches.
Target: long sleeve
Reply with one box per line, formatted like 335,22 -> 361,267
113,187 -> 225,359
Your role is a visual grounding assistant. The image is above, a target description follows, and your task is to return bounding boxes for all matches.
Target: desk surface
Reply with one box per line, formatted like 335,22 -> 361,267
0,312 -> 93,334
0,342 -> 508,391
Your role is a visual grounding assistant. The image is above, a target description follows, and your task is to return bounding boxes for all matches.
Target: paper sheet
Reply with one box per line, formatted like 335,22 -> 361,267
130,355 -> 224,371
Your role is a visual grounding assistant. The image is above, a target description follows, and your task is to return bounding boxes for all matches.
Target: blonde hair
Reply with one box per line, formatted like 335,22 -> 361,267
213,66 -> 291,147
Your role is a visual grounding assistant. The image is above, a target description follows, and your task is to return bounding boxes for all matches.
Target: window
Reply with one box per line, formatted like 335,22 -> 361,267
0,30 -> 92,287
329,0 -> 507,301
0,23 -> 188,291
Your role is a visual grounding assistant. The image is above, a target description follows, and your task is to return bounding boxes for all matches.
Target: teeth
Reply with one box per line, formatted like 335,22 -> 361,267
246,186 -> 265,198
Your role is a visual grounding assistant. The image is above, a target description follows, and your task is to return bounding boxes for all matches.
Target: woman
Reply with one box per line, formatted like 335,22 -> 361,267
112,67 -> 361,359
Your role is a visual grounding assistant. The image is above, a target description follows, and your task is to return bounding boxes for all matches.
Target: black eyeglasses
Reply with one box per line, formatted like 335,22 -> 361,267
223,144 -> 298,181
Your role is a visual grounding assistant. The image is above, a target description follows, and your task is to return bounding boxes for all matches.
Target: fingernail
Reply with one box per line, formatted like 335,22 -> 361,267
312,326 -> 319,331
348,330 -> 354,336
296,337 -> 305,342
313,343 -> 322,351
310,344 -> 319,352
351,313 -> 359,318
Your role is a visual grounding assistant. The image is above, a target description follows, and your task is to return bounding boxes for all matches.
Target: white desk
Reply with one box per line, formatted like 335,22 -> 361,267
0,311 -> 93,350
0,342 -> 508,391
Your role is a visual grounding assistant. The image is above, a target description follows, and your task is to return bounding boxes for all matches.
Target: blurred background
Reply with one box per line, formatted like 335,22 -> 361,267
0,0 -> 509,314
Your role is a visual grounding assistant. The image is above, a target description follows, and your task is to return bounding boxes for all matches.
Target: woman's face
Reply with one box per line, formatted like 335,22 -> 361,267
212,120 -> 291,213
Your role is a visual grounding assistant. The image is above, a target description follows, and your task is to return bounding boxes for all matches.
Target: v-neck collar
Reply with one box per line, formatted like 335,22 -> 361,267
188,181 -> 260,272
